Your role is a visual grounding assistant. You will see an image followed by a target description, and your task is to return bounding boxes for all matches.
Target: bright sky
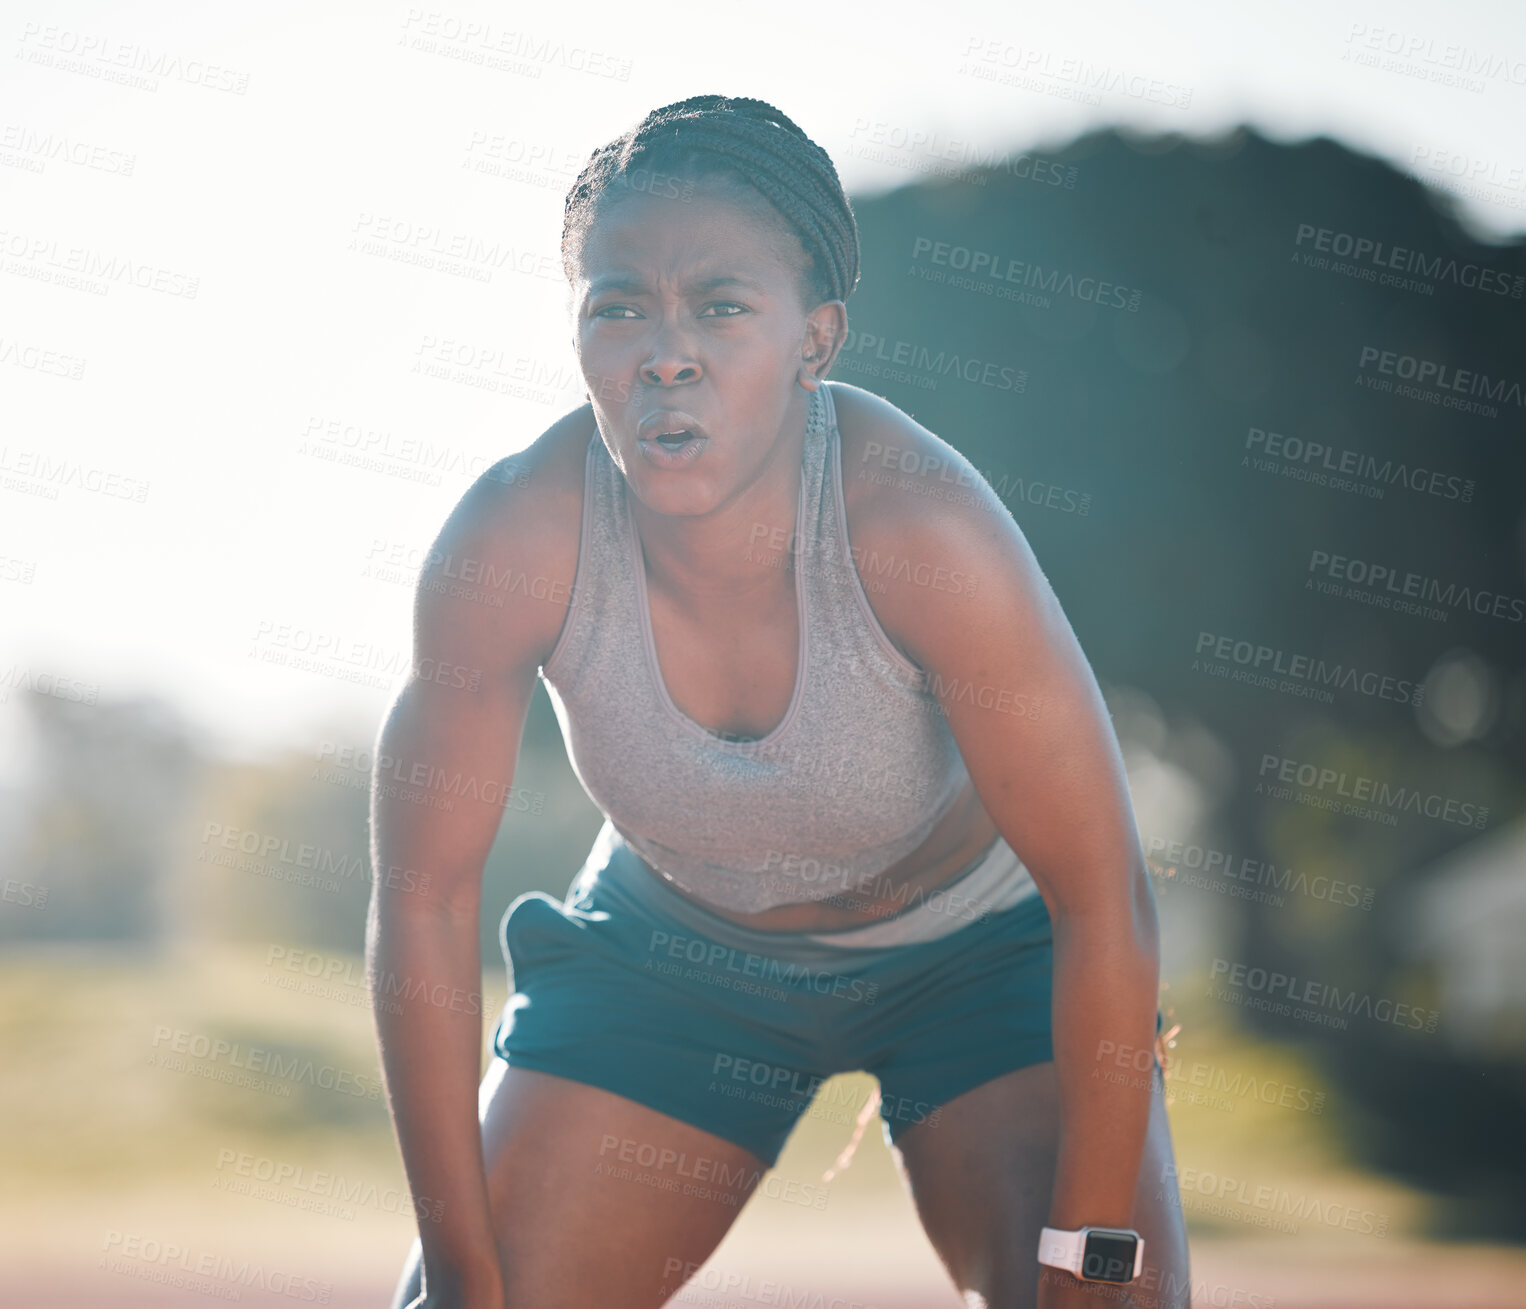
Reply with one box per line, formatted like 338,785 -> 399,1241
3,0 -> 1521,766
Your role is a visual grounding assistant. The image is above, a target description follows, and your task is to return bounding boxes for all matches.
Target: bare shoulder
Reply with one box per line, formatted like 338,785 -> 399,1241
412,402 -> 595,681
829,380 -> 1036,668
831,381 -> 1004,531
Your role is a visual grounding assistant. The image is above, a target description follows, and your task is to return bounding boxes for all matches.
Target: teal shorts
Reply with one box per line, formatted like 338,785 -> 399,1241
490,836 -> 1163,1169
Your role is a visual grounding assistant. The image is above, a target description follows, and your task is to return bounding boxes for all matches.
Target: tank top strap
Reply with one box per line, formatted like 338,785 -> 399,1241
798,381 -> 836,563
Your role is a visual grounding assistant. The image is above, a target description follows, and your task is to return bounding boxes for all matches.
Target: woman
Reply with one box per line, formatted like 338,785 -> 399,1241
369,95 -> 1189,1309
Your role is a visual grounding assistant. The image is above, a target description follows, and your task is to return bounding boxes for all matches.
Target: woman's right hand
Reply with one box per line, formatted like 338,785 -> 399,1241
403,1292 -> 502,1309
404,1262 -> 505,1309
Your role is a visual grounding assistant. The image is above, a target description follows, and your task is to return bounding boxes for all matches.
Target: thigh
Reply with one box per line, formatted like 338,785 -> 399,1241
389,1060 -> 768,1309
888,1058 -> 1190,1309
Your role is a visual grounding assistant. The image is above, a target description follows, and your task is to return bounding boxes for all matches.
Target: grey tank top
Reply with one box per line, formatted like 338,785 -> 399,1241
539,382 -> 972,913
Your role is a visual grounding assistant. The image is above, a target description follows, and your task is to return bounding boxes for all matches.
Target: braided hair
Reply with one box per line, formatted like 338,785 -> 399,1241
561,95 -> 861,309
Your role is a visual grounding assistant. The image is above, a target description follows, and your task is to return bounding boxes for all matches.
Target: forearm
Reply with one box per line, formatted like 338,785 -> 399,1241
1044,873 -> 1161,1229
367,888 -> 503,1287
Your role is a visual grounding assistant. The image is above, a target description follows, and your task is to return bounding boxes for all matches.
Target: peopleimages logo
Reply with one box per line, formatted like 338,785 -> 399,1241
1144,835 -> 1377,912
1257,753 -> 1489,831
1209,958 -> 1439,1034
1193,629 -> 1424,707
845,117 -> 1079,190
197,823 -> 368,886
149,1025 -> 385,1097
1305,549 -> 1526,625
909,236 -> 1143,311
645,930 -> 880,1005
839,327 -> 1027,393
0,224 -> 200,297
1242,426 -> 1475,505
710,1053 -> 942,1130
0,445 -> 149,501
1356,345 -> 1525,418
1292,223 -> 1525,298
99,1231 -> 330,1303
213,1148 -> 445,1223
1161,1162 -> 1391,1238
1341,22 -> 1526,89
764,850 -> 998,922
595,1135 -> 828,1211
956,36 -> 1194,108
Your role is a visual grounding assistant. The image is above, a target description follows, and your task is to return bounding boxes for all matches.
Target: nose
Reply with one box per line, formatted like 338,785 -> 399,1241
640,317 -> 701,387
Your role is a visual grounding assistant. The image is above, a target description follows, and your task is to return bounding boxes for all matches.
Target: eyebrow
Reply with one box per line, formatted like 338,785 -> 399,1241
585,273 -> 767,296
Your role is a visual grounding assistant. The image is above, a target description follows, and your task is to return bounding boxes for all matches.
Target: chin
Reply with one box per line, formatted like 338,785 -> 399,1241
626,469 -> 726,518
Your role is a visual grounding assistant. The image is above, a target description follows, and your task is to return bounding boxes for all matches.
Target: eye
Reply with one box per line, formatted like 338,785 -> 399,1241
700,302 -> 748,317
593,305 -> 640,319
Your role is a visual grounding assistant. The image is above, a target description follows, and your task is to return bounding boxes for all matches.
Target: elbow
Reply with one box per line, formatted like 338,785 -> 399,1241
1130,862 -> 1161,956
369,862 -> 479,927
1047,863 -> 1159,963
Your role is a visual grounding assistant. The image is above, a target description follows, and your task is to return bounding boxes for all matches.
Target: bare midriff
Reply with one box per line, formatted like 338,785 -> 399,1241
630,776 -> 1003,933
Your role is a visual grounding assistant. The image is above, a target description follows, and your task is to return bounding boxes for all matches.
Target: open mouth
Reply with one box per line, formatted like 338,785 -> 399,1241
637,429 -> 707,468
636,410 -> 708,467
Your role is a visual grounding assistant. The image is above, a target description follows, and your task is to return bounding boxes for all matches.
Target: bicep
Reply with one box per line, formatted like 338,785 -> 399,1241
371,667 -> 536,914
372,467 -> 565,913
888,506 -> 1144,920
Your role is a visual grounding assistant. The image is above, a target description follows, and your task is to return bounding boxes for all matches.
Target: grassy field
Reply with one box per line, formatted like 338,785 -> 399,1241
5,942 -> 1524,1307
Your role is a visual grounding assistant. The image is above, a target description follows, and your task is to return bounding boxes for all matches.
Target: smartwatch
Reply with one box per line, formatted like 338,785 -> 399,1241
1038,1225 -> 1144,1284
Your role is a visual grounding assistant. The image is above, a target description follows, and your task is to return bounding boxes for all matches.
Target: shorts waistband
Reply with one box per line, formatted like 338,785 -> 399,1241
801,834 -> 1040,947
571,823 -> 1036,967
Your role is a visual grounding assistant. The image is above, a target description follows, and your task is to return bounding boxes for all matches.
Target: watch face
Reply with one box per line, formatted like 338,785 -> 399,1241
1080,1231 -> 1138,1283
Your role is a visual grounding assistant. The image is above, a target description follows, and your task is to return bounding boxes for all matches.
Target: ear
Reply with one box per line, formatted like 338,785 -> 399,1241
796,300 -> 848,389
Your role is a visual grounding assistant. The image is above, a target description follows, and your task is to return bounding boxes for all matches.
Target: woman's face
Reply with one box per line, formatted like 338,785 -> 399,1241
571,180 -> 833,519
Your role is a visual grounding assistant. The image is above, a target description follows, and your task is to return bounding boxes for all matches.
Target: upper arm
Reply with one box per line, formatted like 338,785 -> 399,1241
408,444 -> 577,696
834,385 -> 1145,922
370,415 -> 587,911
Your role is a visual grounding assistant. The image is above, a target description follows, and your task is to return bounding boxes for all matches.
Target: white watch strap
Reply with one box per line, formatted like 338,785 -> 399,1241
1037,1226 -> 1083,1274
